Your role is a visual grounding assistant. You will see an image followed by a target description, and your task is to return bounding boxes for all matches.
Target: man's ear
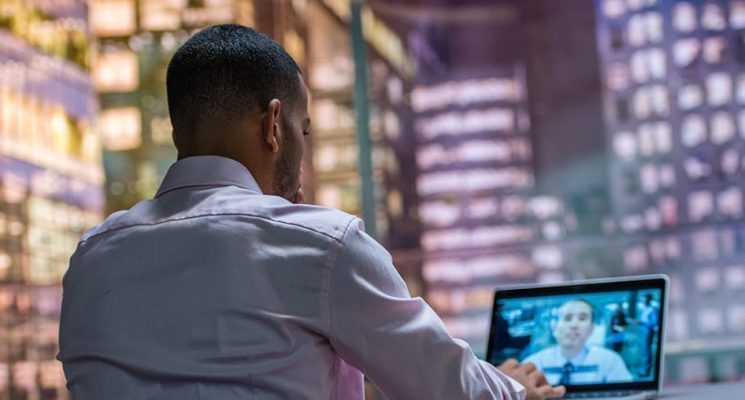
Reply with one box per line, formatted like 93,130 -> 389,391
262,99 -> 282,153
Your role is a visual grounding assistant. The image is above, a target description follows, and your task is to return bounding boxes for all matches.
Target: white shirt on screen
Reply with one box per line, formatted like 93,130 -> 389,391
523,345 -> 632,385
57,155 -> 525,400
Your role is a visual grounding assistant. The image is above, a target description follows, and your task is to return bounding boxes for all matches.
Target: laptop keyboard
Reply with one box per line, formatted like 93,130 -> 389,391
563,390 -> 642,398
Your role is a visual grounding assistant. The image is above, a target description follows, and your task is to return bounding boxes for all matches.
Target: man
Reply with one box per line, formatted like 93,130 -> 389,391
57,25 -> 565,400
523,299 -> 632,385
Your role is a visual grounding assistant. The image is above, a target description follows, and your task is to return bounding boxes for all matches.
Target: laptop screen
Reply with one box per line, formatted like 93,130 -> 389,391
486,276 -> 667,391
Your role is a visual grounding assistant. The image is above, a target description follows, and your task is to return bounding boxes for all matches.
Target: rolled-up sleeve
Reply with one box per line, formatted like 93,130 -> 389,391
326,218 -> 525,400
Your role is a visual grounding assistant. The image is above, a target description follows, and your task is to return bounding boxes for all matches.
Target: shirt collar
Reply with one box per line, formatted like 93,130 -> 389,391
155,155 -> 262,198
556,346 -> 589,365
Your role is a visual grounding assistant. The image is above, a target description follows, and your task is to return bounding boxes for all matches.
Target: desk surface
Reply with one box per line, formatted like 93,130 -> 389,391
662,380 -> 745,399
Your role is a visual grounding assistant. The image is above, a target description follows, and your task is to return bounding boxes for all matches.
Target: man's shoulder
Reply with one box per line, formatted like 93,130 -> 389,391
79,189 -> 360,244
524,346 -> 555,364
262,202 -> 360,243
588,346 -> 624,361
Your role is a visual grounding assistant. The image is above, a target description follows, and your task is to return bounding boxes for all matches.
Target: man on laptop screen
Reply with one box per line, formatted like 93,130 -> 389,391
522,299 -> 632,385
487,276 -> 667,399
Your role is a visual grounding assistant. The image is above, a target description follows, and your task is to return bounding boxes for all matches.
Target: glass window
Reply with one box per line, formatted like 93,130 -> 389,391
721,148 -> 741,176
673,39 -> 701,68
93,48 -> 139,92
90,0 -> 136,36
639,163 -> 659,193
654,121 -> 673,153
703,37 -> 727,64
630,51 -> 649,83
684,155 -> 713,181
673,2 -> 697,33
99,107 -> 141,151
614,131 -> 637,161
603,0 -> 626,18
731,1 -> 745,29
682,114 -> 707,147
702,2 -> 727,31
627,15 -> 645,47
706,73 -> 733,106
632,87 -> 652,119
688,191 -> 715,222
645,12 -> 664,43
638,123 -> 655,155
647,48 -> 666,79
651,85 -> 669,116
711,112 -> 736,144
679,84 -> 704,110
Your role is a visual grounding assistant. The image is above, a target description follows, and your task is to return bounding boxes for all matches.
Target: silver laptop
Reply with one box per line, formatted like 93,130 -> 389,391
486,275 -> 668,399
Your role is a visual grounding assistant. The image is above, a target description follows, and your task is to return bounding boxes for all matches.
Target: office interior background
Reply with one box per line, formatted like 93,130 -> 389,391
1,0 -> 745,398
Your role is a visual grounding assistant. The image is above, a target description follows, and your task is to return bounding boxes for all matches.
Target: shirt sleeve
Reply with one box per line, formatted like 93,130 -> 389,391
326,218 -> 525,400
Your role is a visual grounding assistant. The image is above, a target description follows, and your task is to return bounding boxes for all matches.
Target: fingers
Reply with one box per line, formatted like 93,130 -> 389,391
528,368 -> 548,387
521,362 -> 537,375
500,358 -> 519,369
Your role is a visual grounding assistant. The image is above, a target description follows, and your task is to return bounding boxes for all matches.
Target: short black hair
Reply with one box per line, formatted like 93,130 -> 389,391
166,24 -> 301,150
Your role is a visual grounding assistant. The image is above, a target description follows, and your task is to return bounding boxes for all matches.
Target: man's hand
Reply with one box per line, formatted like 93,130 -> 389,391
498,359 -> 566,400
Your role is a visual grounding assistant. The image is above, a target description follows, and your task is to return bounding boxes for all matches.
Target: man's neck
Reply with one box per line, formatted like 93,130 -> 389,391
560,346 -> 584,361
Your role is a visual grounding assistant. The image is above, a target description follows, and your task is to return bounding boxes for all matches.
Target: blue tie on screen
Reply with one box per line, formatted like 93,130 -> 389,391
543,363 -> 599,385
560,362 -> 575,385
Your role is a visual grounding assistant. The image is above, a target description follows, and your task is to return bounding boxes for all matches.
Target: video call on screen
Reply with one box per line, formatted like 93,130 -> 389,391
489,289 -> 662,386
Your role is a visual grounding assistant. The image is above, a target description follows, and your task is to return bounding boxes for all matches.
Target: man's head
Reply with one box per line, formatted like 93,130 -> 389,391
166,24 -> 310,200
551,299 -> 594,355
644,294 -> 653,305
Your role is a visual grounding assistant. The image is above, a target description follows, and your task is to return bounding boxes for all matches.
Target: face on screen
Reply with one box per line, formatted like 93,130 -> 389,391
552,301 -> 594,352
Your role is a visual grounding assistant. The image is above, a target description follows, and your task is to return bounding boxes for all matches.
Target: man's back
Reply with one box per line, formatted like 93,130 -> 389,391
58,156 -> 524,400
58,157 -> 362,399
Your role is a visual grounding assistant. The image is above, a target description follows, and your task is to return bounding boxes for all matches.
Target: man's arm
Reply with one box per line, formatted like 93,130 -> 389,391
325,218 -> 563,400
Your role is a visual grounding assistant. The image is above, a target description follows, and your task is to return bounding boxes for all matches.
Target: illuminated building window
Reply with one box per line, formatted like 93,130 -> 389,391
702,2 -> 726,31
603,0 -> 626,18
673,38 -> 700,68
93,48 -> 139,92
645,12 -> 663,43
711,112 -> 736,144
703,37 -> 727,64
140,0 -> 184,31
632,87 -> 651,119
732,1 -> 745,29
684,156 -> 712,181
688,191 -> 715,222
654,122 -> 672,153
659,196 -> 678,226
614,131 -> 637,161
650,85 -> 668,116
672,2 -> 697,32
720,148 -> 740,177
638,123 -> 655,155
639,163 -> 658,194
678,84 -> 704,110
631,51 -> 649,82
627,15 -> 645,48
706,73 -> 733,106
647,48 -> 666,79
717,187 -> 743,218
99,107 -> 142,151
607,63 -> 630,90
90,0 -> 136,37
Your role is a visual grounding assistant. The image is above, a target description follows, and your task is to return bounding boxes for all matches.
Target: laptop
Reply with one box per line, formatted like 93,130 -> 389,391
486,275 -> 669,400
